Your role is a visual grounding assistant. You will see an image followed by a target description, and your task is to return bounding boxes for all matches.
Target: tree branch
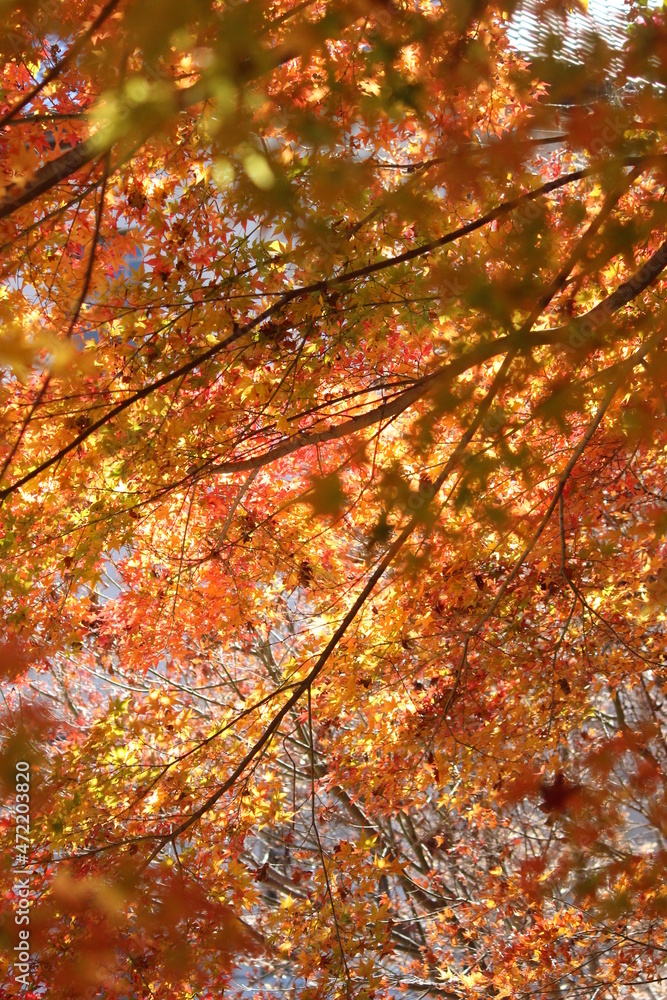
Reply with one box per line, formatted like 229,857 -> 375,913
139,357 -> 510,868
3,159 -> 646,502
0,0 -> 123,130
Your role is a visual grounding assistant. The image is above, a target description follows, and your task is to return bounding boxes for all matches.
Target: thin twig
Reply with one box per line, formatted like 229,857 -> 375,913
0,152 -> 110,483
308,686 -> 352,995
0,0 -> 122,130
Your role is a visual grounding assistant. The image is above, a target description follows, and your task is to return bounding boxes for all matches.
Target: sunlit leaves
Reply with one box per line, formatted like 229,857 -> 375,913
1,0 -> 667,998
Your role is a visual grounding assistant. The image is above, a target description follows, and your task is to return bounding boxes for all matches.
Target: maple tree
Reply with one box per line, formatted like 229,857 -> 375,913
2,0 -> 667,997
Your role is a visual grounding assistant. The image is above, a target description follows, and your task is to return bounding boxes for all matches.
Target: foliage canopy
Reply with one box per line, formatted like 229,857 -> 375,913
2,1 -> 667,998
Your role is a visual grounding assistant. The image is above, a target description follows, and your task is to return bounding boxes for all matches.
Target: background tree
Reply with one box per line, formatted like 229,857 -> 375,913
1,0 -> 667,997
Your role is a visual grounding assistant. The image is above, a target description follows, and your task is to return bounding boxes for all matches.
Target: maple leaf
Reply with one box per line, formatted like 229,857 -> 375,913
366,510 -> 394,548
0,636 -> 33,681
539,772 -> 584,815
306,471 -> 347,518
